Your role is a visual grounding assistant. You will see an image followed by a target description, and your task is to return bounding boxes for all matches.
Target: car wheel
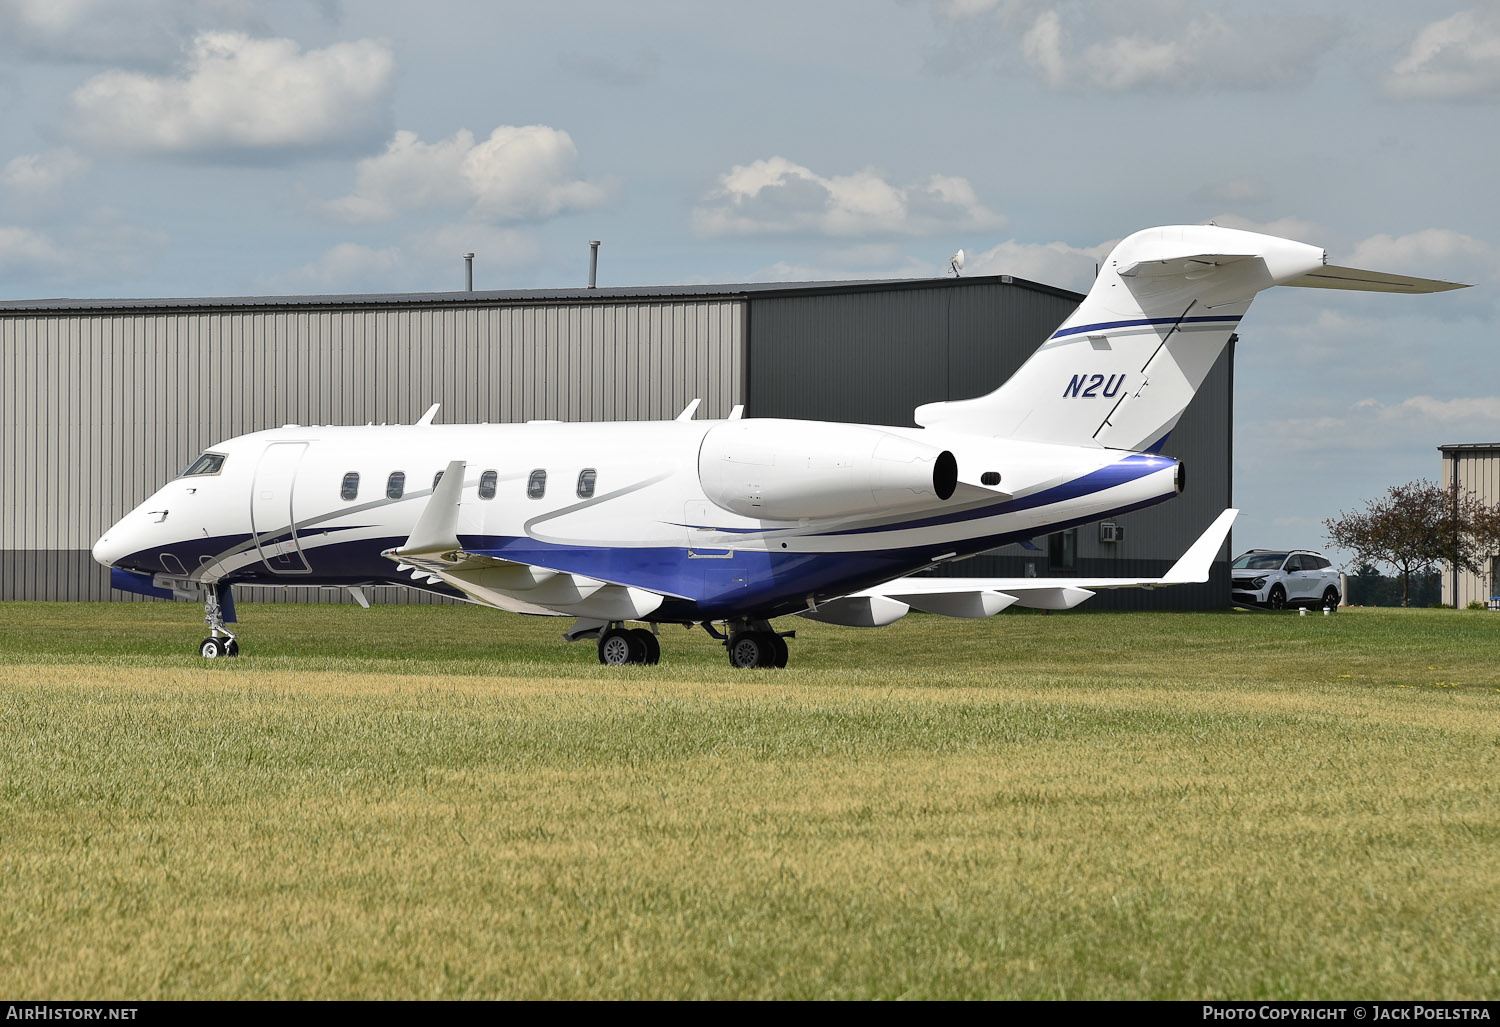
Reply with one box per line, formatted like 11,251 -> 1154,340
1268,585 -> 1286,610
1322,586 -> 1340,610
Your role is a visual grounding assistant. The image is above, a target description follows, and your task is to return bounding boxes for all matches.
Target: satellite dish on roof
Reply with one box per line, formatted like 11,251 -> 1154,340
949,249 -> 965,277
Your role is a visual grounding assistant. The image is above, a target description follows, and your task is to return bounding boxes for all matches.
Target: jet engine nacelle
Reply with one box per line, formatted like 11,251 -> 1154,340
698,419 -> 957,520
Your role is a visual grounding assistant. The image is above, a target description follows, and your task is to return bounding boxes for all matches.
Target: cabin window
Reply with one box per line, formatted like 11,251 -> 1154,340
527,469 -> 547,499
340,472 -> 359,501
179,452 -> 226,477
387,471 -> 406,500
479,470 -> 498,500
576,468 -> 597,499
432,470 -> 444,490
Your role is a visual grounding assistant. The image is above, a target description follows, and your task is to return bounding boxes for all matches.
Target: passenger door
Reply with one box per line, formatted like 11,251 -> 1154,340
250,442 -> 312,574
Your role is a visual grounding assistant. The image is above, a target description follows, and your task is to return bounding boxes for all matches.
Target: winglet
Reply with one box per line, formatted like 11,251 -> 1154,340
416,403 -> 441,426
676,398 -> 702,421
398,459 -> 467,555
1162,508 -> 1238,583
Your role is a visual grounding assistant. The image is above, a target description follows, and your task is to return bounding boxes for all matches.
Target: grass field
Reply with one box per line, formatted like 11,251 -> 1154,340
2,601 -> 1498,999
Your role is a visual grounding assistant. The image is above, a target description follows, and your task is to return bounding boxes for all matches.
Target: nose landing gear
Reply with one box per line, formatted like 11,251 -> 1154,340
198,586 -> 239,659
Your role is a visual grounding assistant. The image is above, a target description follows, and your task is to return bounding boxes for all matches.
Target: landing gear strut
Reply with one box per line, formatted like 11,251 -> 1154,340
199,586 -> 239,659
596,623 -> 660,666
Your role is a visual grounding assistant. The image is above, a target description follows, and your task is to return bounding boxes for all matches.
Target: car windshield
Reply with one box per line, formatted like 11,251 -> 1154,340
178,452 -> 226,477
1232,552 -> 1289,570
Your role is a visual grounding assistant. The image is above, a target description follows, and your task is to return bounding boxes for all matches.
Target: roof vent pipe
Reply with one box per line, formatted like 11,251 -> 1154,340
464,252 -> 474,291
588,240 -> 600,289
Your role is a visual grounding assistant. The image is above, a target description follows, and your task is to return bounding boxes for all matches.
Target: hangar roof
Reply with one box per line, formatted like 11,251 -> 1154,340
0,273 -> 1081,316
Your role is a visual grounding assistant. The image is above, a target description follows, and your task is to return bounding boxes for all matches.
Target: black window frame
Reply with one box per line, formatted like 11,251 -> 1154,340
340,472 -> 360,501
387,471 -> 406,500
527,469 -> 547,500
479,470 -> 498,500
576,468 -> 597,499
179,452 -> 226,478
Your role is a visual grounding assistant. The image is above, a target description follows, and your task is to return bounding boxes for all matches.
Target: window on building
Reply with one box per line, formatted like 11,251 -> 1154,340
340,472 -> 359,501
387,471 -> 406,500
577,468 -> 597,499
1048,527 -> 1077,570
527,469 -> 547,499
479,470 -> 498,500
179,452 -> 226,477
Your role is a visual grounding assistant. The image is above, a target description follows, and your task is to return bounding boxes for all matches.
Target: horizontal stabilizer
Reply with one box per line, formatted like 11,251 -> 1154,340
1284,265 -> 1468,293
842,509 -> 1238,616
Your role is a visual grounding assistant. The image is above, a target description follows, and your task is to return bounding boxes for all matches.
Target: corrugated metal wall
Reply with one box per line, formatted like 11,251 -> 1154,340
1442,447 -> 1500,607
1,298 -> 744,600
745,279 -> 1234,609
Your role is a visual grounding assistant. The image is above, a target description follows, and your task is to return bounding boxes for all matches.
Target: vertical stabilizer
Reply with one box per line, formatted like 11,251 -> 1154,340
915,225 -> 1327,450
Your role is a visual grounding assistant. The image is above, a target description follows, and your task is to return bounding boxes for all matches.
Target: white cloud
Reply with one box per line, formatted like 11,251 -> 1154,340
326,126 -> 606,225
0,210 -> 167,284
693,156 -> 1006,238
1,149 -> 88,198
557,48 -> 661,86
1207,214 -> 1324,245
1347,228 -> 1495,282
271,223 -> 540,294
964,237 -> 1114,293
1358,395 -> 1500,423
927,1 -> 1342,92
1386,8 -> 1500,101
1194,177 -> 1270,206
67,31 -> 393,158
0,224 -> 65,274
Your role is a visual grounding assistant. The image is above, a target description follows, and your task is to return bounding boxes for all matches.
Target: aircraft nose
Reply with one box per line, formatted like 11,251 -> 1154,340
92,515 -> 135,568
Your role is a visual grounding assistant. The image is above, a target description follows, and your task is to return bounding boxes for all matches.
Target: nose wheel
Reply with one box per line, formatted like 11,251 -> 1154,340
200,637 -> 239,659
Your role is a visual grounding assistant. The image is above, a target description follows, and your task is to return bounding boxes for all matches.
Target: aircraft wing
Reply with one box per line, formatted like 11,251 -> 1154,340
381,459 -> 672,620
802,509 -> 1237,627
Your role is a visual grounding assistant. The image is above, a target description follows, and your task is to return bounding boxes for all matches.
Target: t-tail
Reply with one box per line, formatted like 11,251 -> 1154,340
915,224 -> 1466,451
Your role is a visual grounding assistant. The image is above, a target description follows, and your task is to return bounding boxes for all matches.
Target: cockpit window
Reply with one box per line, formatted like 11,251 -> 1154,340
179,452 -> 226,477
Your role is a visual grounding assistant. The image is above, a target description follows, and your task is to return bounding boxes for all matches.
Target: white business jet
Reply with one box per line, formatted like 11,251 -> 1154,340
91,224 -> 1464,667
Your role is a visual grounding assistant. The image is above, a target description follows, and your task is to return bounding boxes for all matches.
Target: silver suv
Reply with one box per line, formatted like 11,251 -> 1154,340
1231,550 -> 1342,610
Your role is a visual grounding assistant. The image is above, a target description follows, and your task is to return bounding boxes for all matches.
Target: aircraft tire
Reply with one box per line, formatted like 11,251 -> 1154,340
769,633 -> 789,668
630,628 -> 660,665
598,627 -> 644,666
224,639 -> 240,657
200,637 -> 224,659
728,632 -> 773,669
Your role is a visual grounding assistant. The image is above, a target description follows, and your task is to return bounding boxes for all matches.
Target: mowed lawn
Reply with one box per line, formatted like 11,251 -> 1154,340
1,601 -> 1498,999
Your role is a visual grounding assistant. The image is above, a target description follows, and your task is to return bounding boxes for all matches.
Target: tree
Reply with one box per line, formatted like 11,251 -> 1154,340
1325,480 -> 1500,607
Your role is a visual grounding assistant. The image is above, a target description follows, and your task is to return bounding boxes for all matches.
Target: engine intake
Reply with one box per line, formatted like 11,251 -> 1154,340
699,419 -> 957,520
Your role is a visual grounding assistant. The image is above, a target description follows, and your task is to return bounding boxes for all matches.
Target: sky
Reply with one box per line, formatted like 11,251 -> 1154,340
2,0 -> 1497,568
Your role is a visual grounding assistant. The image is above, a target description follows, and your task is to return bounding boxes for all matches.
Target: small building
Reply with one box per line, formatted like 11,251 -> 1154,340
1439,443 -> 1500,607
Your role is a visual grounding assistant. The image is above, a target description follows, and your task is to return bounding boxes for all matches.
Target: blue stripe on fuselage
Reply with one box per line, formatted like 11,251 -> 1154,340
1050,315 -> 1241,340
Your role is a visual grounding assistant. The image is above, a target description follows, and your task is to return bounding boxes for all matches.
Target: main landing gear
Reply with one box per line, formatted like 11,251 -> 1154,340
710,620 -> 791,669
596,624 -> 661,666
198,587 -> 239,659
